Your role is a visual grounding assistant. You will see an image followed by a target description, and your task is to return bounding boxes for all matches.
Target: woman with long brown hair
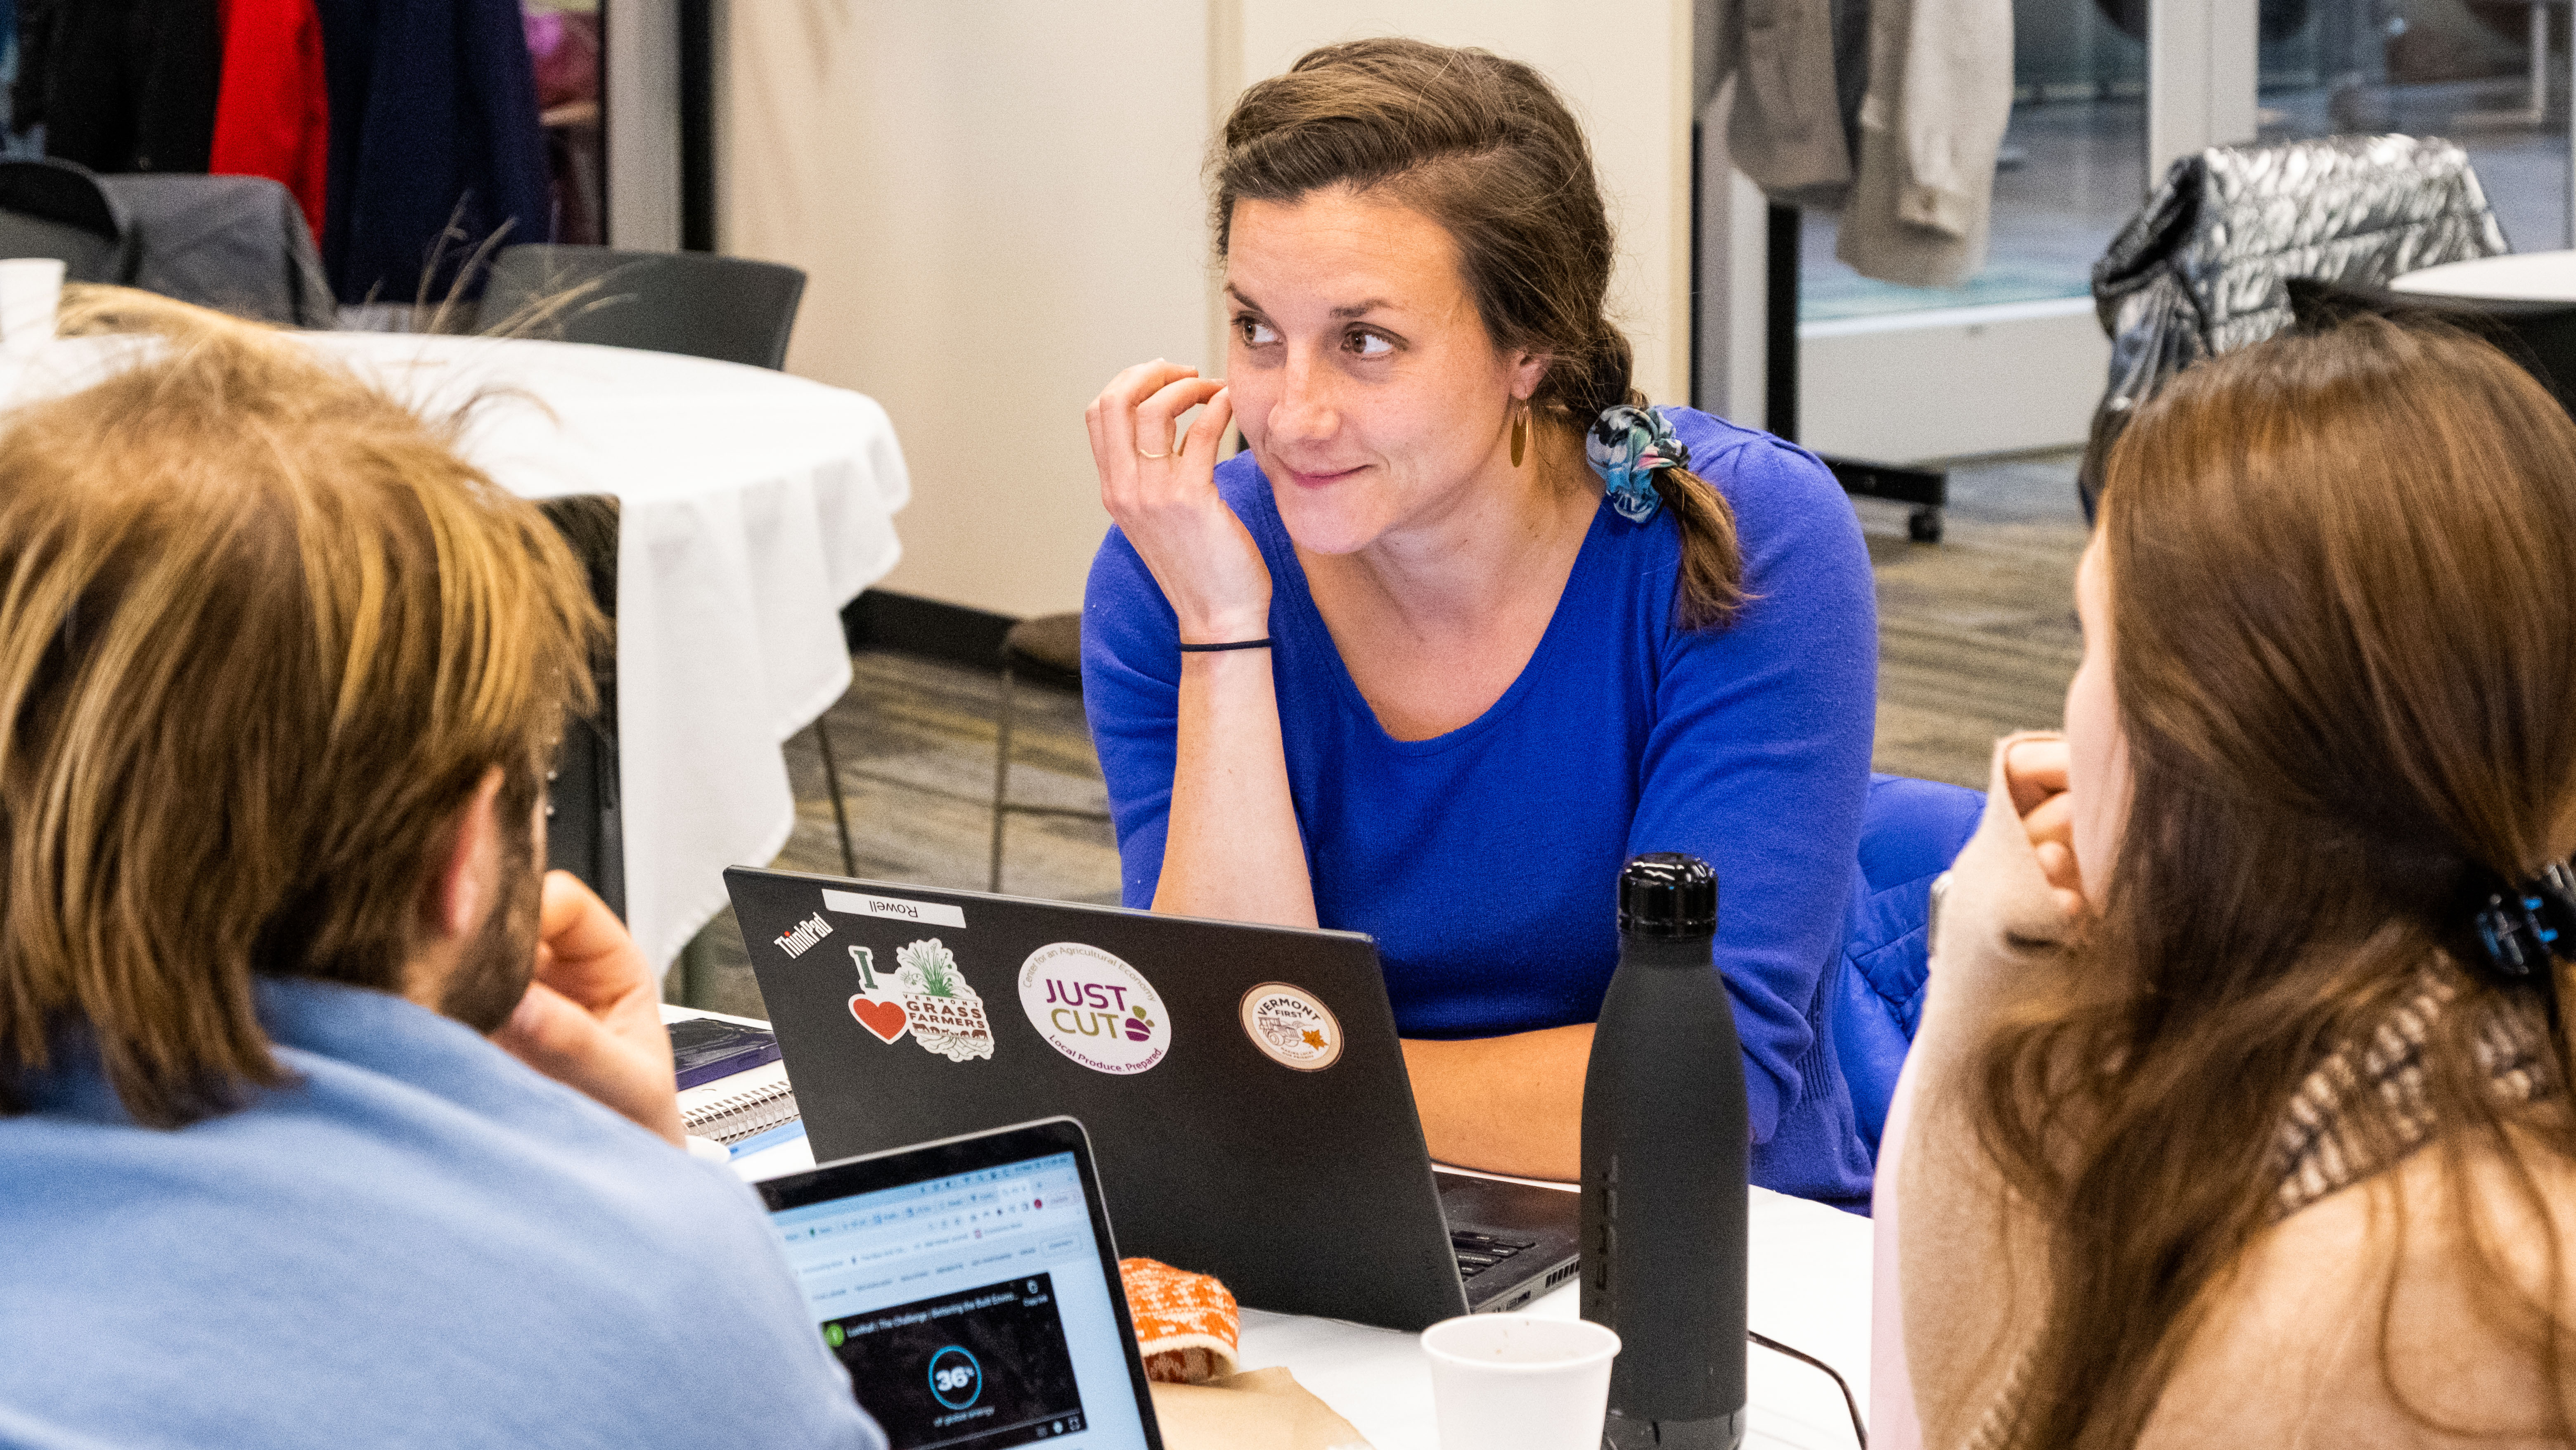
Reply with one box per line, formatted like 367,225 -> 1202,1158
1081,38 -> 1880,1196
1882,316 -> 2576,1444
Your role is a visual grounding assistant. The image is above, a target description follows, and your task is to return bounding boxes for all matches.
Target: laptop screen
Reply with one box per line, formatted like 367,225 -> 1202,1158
770,1146 -> 1153,1449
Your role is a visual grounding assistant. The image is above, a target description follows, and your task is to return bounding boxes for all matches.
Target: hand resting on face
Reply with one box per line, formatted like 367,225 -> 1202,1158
1087,360 -> 1264,644
490,872 -> 685,1148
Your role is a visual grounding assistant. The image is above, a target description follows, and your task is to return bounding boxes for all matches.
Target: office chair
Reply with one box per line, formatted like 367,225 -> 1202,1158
478,243 -> 807,369
987,613 -> 1112,894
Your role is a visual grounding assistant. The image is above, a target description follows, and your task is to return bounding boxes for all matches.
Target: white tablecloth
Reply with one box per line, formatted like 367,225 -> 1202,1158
734,1130 -> 1874,1450
2392,249 -> 2576,301
1228,1185 -> 1873,1450
309,334 -> 910,971
8,332 -> 909,972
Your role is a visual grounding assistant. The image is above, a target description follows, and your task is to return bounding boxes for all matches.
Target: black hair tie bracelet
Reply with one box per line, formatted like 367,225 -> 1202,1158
1176,639 -> 1274,652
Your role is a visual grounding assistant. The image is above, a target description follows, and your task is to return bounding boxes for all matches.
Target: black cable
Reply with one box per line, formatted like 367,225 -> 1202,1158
1749,1329 -> 1868,1448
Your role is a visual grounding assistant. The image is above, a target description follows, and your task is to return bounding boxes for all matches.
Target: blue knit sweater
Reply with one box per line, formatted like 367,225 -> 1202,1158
1082,407 -> 1878,1203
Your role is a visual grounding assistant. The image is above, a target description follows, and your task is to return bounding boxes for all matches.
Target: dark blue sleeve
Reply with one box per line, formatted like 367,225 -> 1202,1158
465,0 -> 556,255
1629,439 -> 1876,1144
1080,526 -> 1182,910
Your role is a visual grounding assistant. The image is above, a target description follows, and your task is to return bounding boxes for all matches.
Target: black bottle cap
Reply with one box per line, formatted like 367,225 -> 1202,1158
1618,853 -> 1717,937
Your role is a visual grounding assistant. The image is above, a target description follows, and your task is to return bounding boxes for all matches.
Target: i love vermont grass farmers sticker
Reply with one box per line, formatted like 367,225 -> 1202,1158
847,939 -> 995,1063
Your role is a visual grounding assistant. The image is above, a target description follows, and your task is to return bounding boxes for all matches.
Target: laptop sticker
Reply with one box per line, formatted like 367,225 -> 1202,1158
822,887 -> 968,930
1018,943 -> 1172,1076
1238,982 -> 1343,1071
848,939 -> 996,1062
845,945 -> 909,1045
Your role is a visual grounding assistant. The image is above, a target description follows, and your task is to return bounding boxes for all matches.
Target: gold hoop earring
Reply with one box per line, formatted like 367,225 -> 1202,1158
1510,407 -> 1527,468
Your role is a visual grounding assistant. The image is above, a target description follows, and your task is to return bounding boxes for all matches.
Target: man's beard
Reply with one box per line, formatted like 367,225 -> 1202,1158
438,839 -> 544,1034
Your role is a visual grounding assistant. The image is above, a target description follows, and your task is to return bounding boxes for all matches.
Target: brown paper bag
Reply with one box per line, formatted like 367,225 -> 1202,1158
1146,1366 -> 1374,1450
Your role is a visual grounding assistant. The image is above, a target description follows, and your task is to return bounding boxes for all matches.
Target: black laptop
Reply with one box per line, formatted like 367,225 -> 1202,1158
758,1116 -> 1163,1449
727,867 -> 1581,1332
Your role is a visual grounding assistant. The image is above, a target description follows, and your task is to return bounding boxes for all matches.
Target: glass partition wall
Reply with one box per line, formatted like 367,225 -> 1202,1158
1801,0 -> 2150,322
1804,0 -> 2560,325
2259,0 -> 2567,251
1769,0 -> 2569,459
530,0 -> 608,247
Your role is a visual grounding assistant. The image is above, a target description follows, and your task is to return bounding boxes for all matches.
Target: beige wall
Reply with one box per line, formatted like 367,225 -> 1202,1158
715,0 -> 1212,620
717,0 -> 1690,619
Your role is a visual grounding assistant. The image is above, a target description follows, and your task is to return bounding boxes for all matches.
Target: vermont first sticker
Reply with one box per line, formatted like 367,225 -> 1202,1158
1018,942 -> 1170,1075
1238,982 -> 1342,1071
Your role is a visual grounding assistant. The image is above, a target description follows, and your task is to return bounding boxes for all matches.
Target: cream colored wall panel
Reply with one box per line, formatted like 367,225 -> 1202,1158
1232,0 -> 1693,405
716,0 -> 1690,619
715,0 -> 1210,618
1799,301 -> 2106,462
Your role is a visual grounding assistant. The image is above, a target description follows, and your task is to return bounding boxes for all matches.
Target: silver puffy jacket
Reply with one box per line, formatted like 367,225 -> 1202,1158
2080,134 -> 2507,514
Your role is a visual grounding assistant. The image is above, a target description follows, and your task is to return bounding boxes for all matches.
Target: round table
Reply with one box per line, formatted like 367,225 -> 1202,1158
2391,249 -> 2576,302
727,1122 -> 1876,1450
9,331 -> 909,975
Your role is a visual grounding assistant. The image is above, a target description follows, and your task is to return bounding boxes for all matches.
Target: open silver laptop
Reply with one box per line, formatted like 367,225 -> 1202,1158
758,1116 -> 1163,1449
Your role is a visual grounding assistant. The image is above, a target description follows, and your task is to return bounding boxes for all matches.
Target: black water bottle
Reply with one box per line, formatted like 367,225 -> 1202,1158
1580,853 -> 1749,1450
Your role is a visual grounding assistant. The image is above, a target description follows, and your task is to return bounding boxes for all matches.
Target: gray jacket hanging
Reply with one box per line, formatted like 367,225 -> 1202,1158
1715,0 -> 1862,211
1707,0 -> 2013,288
1833,0 -> 2014,288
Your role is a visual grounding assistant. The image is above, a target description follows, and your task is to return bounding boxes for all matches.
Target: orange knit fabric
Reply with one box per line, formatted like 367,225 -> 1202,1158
1119,1257 -> 1240,1385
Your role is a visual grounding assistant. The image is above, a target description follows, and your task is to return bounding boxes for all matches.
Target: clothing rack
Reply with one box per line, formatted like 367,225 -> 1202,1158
1766,204 -> 1949,543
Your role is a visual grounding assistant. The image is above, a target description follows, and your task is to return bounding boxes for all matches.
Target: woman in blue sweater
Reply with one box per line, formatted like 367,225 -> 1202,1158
1081,38 -> 1878,1203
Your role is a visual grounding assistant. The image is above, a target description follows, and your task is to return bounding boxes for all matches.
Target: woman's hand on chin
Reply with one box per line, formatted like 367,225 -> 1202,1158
2004,735 -> 2088,920
1088,360 -> 1270,641
1928,733 -> 2089,1007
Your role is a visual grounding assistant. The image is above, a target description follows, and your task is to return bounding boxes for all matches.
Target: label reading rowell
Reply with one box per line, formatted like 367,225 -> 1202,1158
821,889 -> 966,930
1018,943 -> 1170,1076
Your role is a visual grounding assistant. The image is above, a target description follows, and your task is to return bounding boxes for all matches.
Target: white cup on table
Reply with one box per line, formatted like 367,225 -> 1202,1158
1421,1313 -> 1621,1450
0,257 -> 66,358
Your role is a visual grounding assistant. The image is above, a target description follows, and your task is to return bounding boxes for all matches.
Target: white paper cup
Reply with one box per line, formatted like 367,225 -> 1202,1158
0,257 -> 65,358
1422,1313 -> 1621,1450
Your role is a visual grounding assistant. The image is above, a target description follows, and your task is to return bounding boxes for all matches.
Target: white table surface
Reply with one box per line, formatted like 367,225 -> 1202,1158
7,332 -> 910,973
2392,249 -> 2576,301
730,1128 -> 1873,1450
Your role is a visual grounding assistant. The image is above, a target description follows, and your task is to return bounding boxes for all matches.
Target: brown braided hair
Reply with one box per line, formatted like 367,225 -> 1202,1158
1213,38 -> 1744,628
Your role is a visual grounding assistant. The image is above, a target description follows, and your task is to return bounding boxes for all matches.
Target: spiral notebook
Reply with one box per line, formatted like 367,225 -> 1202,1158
666,1012 -> 805,1154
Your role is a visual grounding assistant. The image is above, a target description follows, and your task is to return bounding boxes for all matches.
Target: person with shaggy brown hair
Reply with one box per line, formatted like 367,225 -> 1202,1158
0,294 -> 882,1450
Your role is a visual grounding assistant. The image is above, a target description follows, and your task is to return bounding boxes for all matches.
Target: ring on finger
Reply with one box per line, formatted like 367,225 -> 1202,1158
1137,447 -> 1170,460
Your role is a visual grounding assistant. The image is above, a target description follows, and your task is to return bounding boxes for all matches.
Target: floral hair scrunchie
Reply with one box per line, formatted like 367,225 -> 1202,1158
1585,404 -> 1690,524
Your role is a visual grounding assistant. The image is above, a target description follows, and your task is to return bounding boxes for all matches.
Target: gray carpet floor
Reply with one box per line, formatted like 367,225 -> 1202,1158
671,450 -> 2088,1016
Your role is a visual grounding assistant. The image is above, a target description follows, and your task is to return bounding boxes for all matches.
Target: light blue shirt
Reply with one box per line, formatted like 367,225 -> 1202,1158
0,977 -> 883,1450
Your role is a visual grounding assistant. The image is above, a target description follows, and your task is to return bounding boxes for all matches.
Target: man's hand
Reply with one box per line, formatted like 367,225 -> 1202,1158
491,871 -> 685,1147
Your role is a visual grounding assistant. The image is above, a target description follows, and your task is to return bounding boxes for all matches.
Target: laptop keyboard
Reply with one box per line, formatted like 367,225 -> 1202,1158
1451,1228 -> 1539,1279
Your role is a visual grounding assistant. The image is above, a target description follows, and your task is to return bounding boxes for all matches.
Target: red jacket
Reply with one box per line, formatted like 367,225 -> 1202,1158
209,0 -> 330,242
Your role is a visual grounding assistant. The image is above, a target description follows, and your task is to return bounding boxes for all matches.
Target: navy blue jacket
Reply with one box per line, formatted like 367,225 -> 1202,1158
313,0 -> 551,304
